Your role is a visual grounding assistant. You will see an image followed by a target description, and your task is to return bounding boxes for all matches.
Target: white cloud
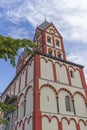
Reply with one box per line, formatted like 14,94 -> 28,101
0,0 -> 87,82
0,0 -> 22,7
8,27 -> 31,39
0,0 -> 87,93
0,0 -> 86,43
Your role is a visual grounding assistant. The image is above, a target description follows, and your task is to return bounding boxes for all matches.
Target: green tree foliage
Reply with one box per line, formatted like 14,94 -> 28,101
0,102 -> 15,114
0,35 -> 35,124
0,35 -> 36,66
0,102 -> 15,124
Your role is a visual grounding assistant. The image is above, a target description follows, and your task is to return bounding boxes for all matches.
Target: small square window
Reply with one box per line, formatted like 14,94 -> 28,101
56,40 -> 60,46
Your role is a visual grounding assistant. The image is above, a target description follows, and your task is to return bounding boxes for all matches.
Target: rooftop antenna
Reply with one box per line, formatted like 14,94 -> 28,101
36,23 -> 38,27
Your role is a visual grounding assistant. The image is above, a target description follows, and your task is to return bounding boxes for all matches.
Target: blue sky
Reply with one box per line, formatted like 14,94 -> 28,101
0,0 -> 87,93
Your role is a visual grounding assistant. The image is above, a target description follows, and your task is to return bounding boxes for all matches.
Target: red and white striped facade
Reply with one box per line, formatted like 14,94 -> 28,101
0,21 -> 87,130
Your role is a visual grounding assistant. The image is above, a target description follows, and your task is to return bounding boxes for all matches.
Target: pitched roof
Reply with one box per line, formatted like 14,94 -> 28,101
38,20 -> 51,30
21,51 -> 28,59
17,51 -> 28,65
4,94 -> 17,104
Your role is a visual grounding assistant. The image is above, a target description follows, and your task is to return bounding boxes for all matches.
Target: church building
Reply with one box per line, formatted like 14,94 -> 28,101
0,20 -> 87,130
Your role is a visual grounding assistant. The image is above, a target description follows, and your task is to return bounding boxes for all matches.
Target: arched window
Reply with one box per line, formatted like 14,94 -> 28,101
65,95 -> 73,112
58,52 -> 61,59
39,38 -> 42,45
38,38 -> 42,49
20,101 -> 25,118
47,36 -> 51,43
70,70 -> 74,78
6,117 -> 10,130
56,39 -> 60,46
48,49 -> 52,56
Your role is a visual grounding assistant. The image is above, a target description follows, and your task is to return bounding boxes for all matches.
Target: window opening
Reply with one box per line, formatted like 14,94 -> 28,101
48,49 -> 52,56
65,96 -> 71,111
58,52 -> 61,59
47,36 -> 51,43
20,101 -> 24,117
70,70 -> 74,78
56,39 -> 60,46
47,96 -> 49,102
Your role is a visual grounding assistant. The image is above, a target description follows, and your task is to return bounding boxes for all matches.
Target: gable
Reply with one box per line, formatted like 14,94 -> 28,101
45,23 -> 62,37
34,28 -> 42,42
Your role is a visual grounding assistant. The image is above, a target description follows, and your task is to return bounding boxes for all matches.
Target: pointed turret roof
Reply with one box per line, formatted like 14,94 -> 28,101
38,20 -> 51,30
21,51 -> 28,59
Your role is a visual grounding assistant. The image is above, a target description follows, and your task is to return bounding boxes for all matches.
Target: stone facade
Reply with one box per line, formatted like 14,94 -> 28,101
0,20 -> 87,130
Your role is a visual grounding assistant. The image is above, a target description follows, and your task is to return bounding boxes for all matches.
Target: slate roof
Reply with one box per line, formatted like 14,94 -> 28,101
17,51 -> 28,65
4,94 -> 17,104
21,51 -> 28,59
38,20 -> 51,30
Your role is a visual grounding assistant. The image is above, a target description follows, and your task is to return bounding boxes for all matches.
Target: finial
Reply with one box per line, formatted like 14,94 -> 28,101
44,14 -> 47,22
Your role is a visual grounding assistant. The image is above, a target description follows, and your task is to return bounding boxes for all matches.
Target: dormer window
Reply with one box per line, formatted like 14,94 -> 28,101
47,36 -> 51,43
70,70 -> 74,78
58,52 -> 61,59
56,39 -> 60,46
48,48 -> 52,56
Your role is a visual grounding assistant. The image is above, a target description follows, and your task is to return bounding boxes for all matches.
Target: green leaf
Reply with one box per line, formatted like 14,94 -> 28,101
0,35 -> 36,66
0,118 -> 8,124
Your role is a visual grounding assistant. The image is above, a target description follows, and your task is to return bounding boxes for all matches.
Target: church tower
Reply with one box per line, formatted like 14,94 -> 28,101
0,20 -> 87,130
34,20 -> 66,60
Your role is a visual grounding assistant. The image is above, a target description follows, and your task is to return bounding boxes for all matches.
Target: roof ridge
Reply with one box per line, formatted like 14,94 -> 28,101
38,20 -> 51,30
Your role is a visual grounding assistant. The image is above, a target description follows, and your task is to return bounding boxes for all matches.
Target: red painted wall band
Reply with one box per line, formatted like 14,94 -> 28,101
79,68 -> 87,97
33,54 -> 42,130
42,31 -> 47,54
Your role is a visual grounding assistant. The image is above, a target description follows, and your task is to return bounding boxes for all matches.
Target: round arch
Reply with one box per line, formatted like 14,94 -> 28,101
73,91 -> 86,102
17,93 -> 24,104
25,85 -> 33,100
39,84 -> 57,96
58,88 -> 73,99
